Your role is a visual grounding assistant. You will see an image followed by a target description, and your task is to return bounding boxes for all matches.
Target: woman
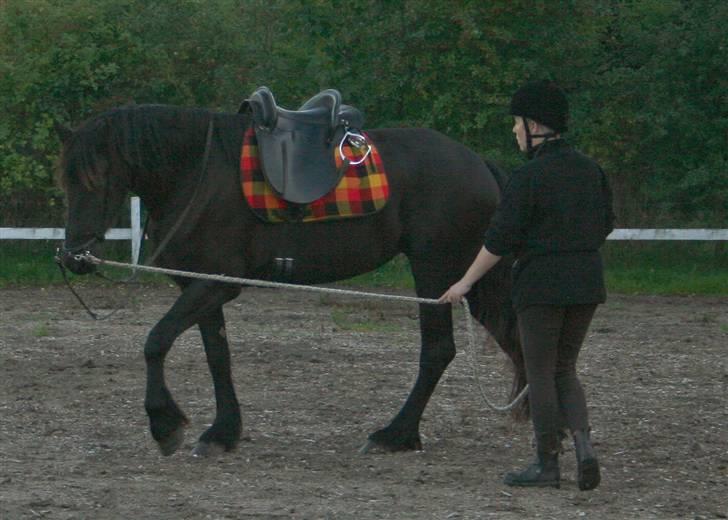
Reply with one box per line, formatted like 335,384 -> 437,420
440,80 -> 615,491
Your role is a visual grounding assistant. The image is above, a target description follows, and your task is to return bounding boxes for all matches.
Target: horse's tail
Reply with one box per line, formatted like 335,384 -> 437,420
477,156 -> 530,421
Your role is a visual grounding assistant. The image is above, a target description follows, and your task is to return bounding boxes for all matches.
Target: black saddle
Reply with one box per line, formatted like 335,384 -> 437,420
239,86 -> 365,204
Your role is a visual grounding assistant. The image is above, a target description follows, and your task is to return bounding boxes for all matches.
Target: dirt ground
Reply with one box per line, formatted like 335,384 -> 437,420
0,283 -> 726,520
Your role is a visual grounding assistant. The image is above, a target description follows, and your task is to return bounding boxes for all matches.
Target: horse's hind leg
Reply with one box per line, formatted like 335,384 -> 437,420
191,307 -> 242,457
144,280 -> 241,456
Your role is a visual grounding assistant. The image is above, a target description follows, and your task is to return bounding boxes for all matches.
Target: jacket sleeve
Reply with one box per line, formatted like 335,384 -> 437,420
483,167 -> 533,256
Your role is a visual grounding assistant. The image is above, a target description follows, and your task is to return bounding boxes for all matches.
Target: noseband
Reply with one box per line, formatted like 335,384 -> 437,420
57,234 -> 103,260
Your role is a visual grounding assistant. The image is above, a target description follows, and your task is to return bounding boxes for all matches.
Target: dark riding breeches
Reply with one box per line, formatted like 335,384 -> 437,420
517,304 -> 598,436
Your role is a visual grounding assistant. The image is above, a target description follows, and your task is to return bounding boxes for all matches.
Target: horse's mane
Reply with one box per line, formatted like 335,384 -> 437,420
59,104 -> 213,191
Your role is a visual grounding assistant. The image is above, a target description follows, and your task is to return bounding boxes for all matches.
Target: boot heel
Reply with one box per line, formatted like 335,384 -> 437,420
504,433 -> 561,489
573,429 -> 601,491
503,466 -> 561,488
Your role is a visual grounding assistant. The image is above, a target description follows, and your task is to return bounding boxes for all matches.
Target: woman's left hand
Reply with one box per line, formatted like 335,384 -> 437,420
438,280 -> 472,304
437,246 -> 502,305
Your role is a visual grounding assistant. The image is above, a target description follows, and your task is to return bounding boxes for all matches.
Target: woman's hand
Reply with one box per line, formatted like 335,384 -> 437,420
437,246 -> 502,305
438,280 -> 472,304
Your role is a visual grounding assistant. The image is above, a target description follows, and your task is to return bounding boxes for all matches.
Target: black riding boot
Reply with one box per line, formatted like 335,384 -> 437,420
573,429 -> 601,491
504,433 -> 561,488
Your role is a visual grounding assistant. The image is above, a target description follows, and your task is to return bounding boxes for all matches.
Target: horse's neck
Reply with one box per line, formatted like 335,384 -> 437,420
127,113 -> 213,214
128,169 -> 168,216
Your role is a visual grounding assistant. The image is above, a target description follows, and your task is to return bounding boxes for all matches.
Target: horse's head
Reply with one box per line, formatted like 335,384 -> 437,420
56,117 -> 129,274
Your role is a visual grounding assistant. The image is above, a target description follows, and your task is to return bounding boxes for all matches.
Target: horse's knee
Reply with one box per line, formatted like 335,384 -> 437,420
144,323 -> 175,361
217,282 -> 241,301
420,337 -> 456,371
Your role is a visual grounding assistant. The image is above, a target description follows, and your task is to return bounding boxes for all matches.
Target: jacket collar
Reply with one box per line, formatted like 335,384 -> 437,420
531,138 -> 569,159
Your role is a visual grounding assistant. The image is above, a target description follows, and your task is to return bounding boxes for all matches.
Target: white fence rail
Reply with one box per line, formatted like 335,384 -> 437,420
0,197 -> 143,263
0,197 -> 726,265
608,229 -> 728,241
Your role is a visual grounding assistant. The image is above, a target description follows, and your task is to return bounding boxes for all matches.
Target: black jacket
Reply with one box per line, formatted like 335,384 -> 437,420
484,139 -> 615,311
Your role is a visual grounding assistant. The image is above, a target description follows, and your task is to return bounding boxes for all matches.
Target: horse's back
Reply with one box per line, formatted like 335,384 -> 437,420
368,128 -> 501,257
184,122 -> 502,285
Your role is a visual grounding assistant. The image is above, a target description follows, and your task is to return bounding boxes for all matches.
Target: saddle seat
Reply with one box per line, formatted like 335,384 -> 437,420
239,86 -> 365,204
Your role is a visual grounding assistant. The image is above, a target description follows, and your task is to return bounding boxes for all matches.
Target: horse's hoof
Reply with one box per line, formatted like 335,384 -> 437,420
157,425 -> 186,456
192,441 -> 226,458
359,437 -> 423,454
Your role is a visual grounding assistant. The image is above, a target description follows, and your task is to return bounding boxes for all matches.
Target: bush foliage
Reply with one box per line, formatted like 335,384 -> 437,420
1,0 -> 725,226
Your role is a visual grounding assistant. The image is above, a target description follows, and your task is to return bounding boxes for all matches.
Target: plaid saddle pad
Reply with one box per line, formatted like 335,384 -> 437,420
240,128 -> 389,223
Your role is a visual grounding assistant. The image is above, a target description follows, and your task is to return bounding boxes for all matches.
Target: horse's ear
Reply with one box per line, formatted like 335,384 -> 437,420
54,122 -> 73,143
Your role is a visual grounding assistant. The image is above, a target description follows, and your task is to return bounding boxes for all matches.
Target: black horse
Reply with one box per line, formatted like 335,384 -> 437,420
57,103 -> 526,457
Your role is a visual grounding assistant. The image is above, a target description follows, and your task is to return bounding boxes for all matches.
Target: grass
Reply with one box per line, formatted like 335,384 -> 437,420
342,254 -> 415,290
344,242 -> 728,296
1,240 -> 726,295
33,322 -> 50,338
602,241 -> 727,295
0,241 -> 67,286
0,241 -> 164,287
345,242 -> 728,296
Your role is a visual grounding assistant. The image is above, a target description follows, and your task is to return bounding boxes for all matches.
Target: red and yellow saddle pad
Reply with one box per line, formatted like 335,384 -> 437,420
240,128 -> 389,223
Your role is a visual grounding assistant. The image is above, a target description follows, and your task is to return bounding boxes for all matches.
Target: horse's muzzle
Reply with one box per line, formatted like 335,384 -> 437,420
56,247 -> 97,275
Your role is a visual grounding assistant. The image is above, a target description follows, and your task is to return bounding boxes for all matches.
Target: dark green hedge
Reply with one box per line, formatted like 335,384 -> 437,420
1,0 -> 725,226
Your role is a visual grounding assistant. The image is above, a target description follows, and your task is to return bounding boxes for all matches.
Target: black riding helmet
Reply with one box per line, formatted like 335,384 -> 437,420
510,80 -> 569,156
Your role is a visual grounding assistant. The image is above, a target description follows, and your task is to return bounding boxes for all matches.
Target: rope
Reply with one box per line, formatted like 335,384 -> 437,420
86,254 -> 529,411
461,298 -> 530,412
89,255 -> 439,304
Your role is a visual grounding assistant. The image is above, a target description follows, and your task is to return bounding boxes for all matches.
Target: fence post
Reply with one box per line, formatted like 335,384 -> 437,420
130,197 -> 141,265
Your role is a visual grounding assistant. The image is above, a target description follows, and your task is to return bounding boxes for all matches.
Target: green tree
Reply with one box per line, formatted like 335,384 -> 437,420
278,0 -> 605,171
0,0 -> 724,227
581,0 -> 727,225
0,0 -> 270,223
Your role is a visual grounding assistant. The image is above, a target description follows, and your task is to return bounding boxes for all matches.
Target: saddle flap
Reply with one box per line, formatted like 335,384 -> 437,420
256,122 -> 346,204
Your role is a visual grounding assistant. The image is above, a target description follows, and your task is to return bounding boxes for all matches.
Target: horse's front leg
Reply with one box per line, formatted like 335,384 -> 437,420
363,302 -> 455,452
191,307 -> 242,457
144,280 -> 241,456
